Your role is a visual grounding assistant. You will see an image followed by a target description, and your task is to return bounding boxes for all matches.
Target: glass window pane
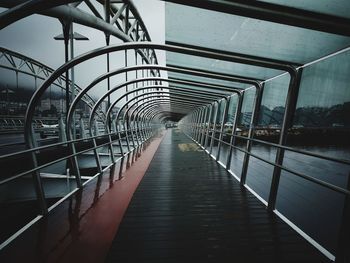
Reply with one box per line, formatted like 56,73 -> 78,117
166,2 -> 350,65
277,48 -> 350,255
240,87 -> 256,129
166,52 -> 283,80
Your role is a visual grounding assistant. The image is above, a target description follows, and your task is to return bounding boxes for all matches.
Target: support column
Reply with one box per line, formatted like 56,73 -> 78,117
216,97 -> 231,161
193,109 -> 201,140
69,23 -> 76,139
204,104 -> 213,148
268,68 -> 302,211
240,84 -> 264,186
226,92 -> 243,170
30,150 -> 47,215
61,20 -> 70,115
209,102 -> 220,154
200,106 -> 209,146
197,107 -> 206,143
194,108 -> 202,142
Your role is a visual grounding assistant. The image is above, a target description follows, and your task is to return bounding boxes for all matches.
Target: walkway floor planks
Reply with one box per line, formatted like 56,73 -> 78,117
106,129 -> 331,263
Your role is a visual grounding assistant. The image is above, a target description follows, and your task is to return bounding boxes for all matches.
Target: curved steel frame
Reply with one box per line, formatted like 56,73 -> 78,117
66,63 -> 248,130
89,83 -> 228,131
25,42 -> 287,148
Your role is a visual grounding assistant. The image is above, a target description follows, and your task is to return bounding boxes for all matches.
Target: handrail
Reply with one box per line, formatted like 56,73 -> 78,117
216,137 -> 350,196
0,126 -> 153,185
184,125 -> 350,196
198,126 -> 350,166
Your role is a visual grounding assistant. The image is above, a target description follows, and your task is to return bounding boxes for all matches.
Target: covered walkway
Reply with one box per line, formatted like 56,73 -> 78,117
106,129 -> 329,263
0,1 -> 349,263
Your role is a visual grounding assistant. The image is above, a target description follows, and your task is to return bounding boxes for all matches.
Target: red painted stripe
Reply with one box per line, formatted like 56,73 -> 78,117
0,132 -> 166,263
60,133 -> 166,263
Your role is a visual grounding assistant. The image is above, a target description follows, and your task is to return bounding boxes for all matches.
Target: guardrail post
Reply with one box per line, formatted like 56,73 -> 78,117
30,157 -> 48,215
107,132 -> 116,164
197,107 -> 206,143
190,112 -> 195,137
27,124 -> 48,214
129,120 -> 137,163
209,101 -> 220,154
216,97 -> 231,161
92,137 -> 103,173
204,104 -> 213,148
136,119 -> 143,157
70,148 -> 82,187
200,106 -> 209,146
194,109 -> 201,141
268,67 -> 302,211
123,120 -> 132,168
226,92 -> 243,170
193,111 -> 197,138
240,83 -> 264,186
194,108 -> 202,142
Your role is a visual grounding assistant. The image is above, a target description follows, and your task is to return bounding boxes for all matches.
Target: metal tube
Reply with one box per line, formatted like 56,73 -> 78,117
85,81 -> 224,135
209,102 -> 220,154
195,107 -> 204,142
240,83 -> 264,186
226,92 -> 243,170
204,104 -> 213,149
267,67 -> 301,211
24,42 -> 290,151
200,106 -> 209,146
216,96 -> 231,161
191,111 -> 198,138
102,89 -> 215,133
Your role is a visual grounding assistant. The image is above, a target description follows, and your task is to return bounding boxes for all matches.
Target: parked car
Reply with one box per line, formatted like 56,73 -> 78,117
39,122 -> 59,138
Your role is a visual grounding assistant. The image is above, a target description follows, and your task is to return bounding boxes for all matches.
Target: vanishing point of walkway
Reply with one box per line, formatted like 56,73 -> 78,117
106,129 -> 330,263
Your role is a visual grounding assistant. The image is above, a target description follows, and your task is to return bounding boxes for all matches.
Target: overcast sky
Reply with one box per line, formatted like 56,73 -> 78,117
0,0 -> 165,103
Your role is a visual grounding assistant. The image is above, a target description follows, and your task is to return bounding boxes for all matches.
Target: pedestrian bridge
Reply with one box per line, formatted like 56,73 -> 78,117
0,1 -> 349,262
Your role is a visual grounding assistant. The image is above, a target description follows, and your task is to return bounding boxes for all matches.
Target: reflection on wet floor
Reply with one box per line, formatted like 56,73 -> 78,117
177,143 -> 200,152
0,133 -> 165,263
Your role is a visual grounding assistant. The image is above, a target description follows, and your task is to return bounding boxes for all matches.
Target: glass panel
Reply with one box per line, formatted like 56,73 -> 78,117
201,106 -> 211,145
219,95 -> 238,166
258,73 -> 290,130
211,100 -> 226,156
166,52 -> 283,80
166,3 -> 350,64
168,71 -> 249,90
245,155 -> 274,201
228,89 -> 257,178
277,48 -> 350,254
276,170 -> 346,254
169,84 -> 232,100
216,99 -> 226,124
222,95 -> 237,146
228,147 -> 244,179
227,95 -> 238,124
204,104 -> 217,148
240,87 -> 256,129
245,73 -> 290,201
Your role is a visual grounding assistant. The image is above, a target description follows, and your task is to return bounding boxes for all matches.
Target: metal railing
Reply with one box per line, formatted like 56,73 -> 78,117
181,110 -> 350,262
0,118 -> 162,249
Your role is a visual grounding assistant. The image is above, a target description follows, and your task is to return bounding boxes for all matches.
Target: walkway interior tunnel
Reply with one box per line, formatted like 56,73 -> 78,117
0,1 -> 349,262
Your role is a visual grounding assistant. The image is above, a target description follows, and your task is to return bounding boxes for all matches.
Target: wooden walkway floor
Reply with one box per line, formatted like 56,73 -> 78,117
106,129 -> 331,263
